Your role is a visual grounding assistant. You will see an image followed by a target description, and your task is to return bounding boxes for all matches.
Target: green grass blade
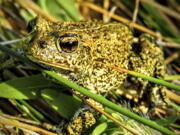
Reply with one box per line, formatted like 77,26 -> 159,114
99,63 -> 180,91
0,74 -> 53,99
55,0 -> 81,21
19,100 -> 45,120
164,75 -> 180,80
37,0 -> 81,21
128,71 -> 180,91
42,89 -> 81,119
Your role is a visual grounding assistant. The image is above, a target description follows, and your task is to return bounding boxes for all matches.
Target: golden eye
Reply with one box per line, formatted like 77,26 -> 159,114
57,33 -> 78,53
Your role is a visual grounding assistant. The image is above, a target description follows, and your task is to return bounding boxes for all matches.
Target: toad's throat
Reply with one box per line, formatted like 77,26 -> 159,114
27,55 -> 74,71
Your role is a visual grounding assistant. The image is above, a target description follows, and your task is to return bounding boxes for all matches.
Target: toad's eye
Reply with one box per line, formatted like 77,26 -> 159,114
56,33 -> 78,53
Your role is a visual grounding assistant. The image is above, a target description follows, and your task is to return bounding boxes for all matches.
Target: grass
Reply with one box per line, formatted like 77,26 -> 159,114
0,0 -> 180,135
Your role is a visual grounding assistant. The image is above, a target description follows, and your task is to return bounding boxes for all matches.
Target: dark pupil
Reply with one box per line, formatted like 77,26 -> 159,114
59,33 -> 78,53
60,39 -> 78,53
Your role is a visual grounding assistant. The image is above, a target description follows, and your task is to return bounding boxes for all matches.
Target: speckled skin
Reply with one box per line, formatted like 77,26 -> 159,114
24,17 -> 166,135
25,17 -> 165,97
25,17 -> 134,94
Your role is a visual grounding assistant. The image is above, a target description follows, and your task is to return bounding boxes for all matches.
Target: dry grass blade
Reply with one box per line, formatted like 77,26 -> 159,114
0,116 -> 59,135
157,40 -> 180,48
0,113 -> 57,131
132,0 -> 140,24
165,89 -> 180,104
0,113 -> 40,125
15,0 -> 58,22
75,93 -> 141,135
79,2 -> 166,39
111,0 -> 133,17
165,52 -> 179,64
103,0 -> 110,22
140,0 -> 180,21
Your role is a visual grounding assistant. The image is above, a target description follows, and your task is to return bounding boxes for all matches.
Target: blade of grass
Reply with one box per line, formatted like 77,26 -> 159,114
19,100 -> 45,120
10,99 -> 39,121
122,0 -> 179,38
15,0 -> 58,22
41,89 -> 81,119
97,62 -> 180,91
132,0 -> 140,24
0,43 -> 40,68
140,0 -> 180,21
80,1 -> 161,38
164,75 -> 180,81
165,99 -> 180,112
128,71 -> 180,91
0,117 -> 58,135
55,0 -> 81,21
141,2 -> 178,37
126,71 -> 180,91
0,74 -> 53,99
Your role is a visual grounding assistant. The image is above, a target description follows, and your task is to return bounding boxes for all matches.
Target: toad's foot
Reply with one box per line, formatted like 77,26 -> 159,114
58,105 -> 99,135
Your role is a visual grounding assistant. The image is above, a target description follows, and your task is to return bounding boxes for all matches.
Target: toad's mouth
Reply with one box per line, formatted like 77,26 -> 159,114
27,55 -> 74,71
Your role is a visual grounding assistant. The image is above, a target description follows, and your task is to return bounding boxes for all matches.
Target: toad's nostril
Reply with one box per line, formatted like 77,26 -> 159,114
38,40 -> 47,49
27,18 -> 37,32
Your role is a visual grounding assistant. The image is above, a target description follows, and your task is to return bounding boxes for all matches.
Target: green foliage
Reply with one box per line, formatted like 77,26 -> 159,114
156,116 -> 178,126
92,122 -> 108,135
37,0 -> 81,21
122,0 -> 180,41
88,115 -> 121,135
0,74 -> 53,99
141,3 -> 179,38
128,70 -> 180,91
41,89 -> 81,119
164,75 -> 180,80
